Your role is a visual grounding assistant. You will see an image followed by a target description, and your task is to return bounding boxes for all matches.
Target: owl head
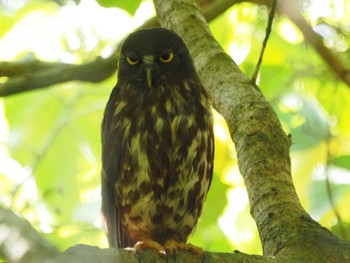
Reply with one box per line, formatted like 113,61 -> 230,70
118,28 -> 196,89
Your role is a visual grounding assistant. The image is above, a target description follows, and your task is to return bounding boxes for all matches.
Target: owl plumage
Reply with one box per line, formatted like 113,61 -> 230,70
101,28 -> 214,253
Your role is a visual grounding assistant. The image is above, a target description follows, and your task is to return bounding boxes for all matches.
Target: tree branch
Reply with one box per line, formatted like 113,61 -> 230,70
63,244 -> 284,263
0,59 -> 64,77
0,55 -> 117,97
153,0 -> 350,261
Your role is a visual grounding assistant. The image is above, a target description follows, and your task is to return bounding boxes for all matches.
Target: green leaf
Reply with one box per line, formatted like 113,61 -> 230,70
96,0 -> 142,15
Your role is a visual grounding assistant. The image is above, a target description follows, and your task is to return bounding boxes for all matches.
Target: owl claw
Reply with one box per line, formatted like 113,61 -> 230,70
134,240 -> 166,257
164,240 -> 204,257
134,240 -> 204,261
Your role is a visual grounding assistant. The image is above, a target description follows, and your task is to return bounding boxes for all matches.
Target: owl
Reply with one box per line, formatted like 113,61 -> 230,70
101,28 -> 214,256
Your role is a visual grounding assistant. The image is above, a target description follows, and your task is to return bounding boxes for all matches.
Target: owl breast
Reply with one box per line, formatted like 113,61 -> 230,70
112,80 -> 214,245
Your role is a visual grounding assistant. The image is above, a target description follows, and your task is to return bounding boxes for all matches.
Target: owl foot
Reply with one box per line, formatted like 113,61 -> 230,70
134,239 -> 166,257
164,239 -> 204,257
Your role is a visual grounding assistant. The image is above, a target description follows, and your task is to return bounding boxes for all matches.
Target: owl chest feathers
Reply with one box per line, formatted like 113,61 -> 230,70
111,80 -> 213,242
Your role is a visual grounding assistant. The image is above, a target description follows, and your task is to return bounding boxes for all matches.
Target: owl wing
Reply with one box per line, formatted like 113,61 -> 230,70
101,84 -> 127,248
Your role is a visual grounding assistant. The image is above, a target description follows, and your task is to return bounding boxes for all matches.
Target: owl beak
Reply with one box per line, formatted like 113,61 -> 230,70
143,55 -> 154,89
145,67 -> 153,89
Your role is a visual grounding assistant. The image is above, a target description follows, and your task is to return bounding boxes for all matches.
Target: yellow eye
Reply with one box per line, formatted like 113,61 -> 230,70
159,52 -> 174,63
126,56 -> 139,65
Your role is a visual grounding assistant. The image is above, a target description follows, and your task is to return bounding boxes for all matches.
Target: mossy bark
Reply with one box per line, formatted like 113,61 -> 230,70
153,0 -> 350,262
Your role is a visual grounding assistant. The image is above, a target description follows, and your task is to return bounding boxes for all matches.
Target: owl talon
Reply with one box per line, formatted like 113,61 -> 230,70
134,240 -> 166,257
164,240 -> 204,257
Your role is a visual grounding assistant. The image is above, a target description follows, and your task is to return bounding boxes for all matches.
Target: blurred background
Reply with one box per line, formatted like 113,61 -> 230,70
0,0 -> 349,255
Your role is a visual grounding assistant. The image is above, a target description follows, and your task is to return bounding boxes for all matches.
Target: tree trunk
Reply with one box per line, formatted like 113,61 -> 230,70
153,0 -> 350,262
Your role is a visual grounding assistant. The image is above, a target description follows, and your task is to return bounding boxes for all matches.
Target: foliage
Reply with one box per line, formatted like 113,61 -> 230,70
0,0 -> 349,256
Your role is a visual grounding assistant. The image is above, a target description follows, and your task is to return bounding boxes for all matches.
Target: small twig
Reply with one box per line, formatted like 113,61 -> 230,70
251,0 -> 277,84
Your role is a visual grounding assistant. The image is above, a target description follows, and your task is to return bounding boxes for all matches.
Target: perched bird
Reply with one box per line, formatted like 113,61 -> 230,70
101,28 -> 214,255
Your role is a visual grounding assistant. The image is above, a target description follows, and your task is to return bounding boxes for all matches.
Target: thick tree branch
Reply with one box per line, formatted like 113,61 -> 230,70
153,0 -> 350,261
64,244 -> 286,263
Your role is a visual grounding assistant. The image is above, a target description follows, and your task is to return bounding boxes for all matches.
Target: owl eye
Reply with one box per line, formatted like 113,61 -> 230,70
126,56 -> 139,65
159,52 -> 174,63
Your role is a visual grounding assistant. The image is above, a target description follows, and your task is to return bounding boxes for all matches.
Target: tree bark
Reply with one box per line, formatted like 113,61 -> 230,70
153,0 -> 350,261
